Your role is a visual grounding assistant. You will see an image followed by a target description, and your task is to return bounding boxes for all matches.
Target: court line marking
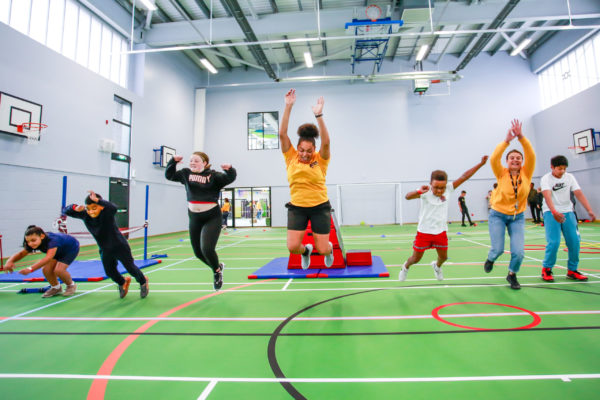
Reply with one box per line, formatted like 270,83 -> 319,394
1,372 -> 599,383
86,277 -> 269,400
197,379 -> 217,400
0,239 -> 250,326
15,279 -> 593,294
282,279 -> 293,291
2,310 -> 599,322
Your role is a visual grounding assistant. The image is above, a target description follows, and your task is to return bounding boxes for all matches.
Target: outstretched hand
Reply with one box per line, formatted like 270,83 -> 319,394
510,119 -> 523,138
221,164 -> 232,171
480,155 -> 489,165
284,89 -> 296,106
418,185 -> 430,195
74,205 -> 85,212
87,190 -> 99,203
1,261 -> 15,273
173,155 -> 183,163
19,267 -> 32,276
312,96 -> 324,116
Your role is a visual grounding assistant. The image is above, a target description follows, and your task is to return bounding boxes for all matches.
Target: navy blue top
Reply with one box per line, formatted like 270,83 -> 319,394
26,232 -> 79,259
63,199 -> 129,250
165,159 -> 236,203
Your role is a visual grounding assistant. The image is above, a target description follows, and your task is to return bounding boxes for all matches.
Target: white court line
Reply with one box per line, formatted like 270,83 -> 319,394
197,379 -> 218,400
3,309 -> 600,322
0,372 -> 598,384
0,239 -> 200,325
21,279 -> 595,294
281,279 -> 293,291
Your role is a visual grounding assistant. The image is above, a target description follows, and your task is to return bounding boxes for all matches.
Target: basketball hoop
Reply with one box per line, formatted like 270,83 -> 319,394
365,4 -> 382,22
17,122 -> 47,145
567,146 -> 585,159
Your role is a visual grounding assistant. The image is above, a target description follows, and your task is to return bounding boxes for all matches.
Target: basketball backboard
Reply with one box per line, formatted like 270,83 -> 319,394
0,91 -> 43,141
572,129 -> 596,154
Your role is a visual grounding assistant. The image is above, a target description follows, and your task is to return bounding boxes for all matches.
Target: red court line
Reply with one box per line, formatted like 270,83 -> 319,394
87,279 -> 273,400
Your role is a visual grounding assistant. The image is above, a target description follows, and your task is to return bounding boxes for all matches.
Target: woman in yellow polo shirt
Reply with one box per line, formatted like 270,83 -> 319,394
484,119 -> 536,290
279,88 -> 334,270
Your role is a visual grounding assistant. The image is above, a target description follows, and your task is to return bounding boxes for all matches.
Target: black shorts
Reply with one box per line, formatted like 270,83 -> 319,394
286,201 -> 331,234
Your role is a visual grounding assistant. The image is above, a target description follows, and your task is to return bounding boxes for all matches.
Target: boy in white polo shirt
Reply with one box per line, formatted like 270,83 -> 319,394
540,155 -> 596,282
399,156 -> 488,281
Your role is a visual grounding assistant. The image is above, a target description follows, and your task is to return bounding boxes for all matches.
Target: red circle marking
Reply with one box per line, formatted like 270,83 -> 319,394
564,246 -> 600,254
524,244 -> 545,250
431,302 -> 541,331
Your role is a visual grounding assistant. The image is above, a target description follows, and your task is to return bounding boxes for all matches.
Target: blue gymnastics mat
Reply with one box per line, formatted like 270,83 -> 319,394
0,259 -> 161,282
248,256 -> 389,279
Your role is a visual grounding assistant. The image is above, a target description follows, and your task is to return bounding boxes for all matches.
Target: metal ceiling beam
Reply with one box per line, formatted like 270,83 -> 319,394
225,39 -> 249,69
456,0 -> 521,71
282,35 -> 296,64
188,0 -> 212,19
488,21 -> 522,56
269,0 -> 279,13
219,0 -> 278,80
526,20 -> 569,56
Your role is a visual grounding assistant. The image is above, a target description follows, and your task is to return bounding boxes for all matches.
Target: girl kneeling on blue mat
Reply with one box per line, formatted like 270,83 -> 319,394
2,225 -> 79,298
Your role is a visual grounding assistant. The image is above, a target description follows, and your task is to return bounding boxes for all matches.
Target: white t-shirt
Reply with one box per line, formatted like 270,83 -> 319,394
417,182 -> 455,234
540,172 -> 580,213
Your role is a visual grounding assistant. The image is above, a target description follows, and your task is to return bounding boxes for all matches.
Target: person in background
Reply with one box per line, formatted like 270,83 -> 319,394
221,198 -> 231,230
528,182 -> 540,223
458,190 -> 475,227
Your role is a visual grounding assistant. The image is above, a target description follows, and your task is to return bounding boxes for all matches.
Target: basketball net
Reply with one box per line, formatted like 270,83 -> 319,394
17,122 -> 46,145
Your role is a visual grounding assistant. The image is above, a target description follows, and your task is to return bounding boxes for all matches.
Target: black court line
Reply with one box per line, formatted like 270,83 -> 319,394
0,325 -> 600,337
267,283 -> 600,400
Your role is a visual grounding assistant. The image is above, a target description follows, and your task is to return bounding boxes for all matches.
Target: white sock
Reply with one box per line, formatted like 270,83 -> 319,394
51,284 -> 61,289
67,282 -> 75,287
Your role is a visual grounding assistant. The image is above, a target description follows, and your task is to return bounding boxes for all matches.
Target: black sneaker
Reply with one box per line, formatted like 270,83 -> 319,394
213,263 -> 224,291
506,273 -> 521,290
140,278 -> 149,298
484,259 -> 494,273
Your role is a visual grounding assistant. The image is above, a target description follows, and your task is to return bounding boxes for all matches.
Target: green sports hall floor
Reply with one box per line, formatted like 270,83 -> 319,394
0,220 -> 599,399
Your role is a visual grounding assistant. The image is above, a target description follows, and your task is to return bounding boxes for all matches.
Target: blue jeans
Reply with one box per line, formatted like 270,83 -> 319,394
542,211 -> 580,271
487,209 -> 525,273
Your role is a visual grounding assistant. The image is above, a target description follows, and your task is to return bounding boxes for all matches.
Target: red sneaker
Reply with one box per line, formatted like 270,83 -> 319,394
541,267 -> 554,282
566,270 -> 588,281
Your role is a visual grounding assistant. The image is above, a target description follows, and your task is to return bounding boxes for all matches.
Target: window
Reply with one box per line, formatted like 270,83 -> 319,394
1,0 -> 129,87
539,31 -> 600,109
247,112 -> 279,150
110,95 -> 132,180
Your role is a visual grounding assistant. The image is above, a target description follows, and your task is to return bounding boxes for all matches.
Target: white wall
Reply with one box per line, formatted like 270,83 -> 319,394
0,22 -> 202,254
532,83 -> 600,220
203,52 -> 542,226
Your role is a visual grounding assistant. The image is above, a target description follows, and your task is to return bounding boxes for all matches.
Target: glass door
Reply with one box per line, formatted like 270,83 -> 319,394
219,189 -> 234,228
252,187 -> 271,227
234,188 -> 253,227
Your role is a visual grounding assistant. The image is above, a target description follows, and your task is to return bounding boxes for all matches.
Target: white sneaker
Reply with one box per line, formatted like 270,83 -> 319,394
432,261 -> 444,280
324,242 -> 334,268
301,244 -> 313,270
398,262 -> 409,281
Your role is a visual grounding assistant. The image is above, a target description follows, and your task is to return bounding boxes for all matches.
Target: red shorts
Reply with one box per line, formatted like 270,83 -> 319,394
413,231 -> 448,252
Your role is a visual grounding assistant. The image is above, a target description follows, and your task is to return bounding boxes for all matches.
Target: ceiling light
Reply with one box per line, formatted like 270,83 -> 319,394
200,58 -> 218,74
416,44 -> 429,62
139,0 -> 157,11
304,52 -> 313,68
510,38 -> 532,56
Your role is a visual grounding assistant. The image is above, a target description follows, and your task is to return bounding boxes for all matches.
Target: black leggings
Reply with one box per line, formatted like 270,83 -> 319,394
189,206 -> 222,272
100,246 -> 147,286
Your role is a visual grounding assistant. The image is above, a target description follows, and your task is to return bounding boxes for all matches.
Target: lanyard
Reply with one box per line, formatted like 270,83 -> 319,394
510,173 -> 520,217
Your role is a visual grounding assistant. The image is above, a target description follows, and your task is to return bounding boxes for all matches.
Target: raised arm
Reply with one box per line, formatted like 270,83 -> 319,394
453,155 -> 489,189
279,89 -> 295,153
215,165 -> 237,188
406,185 -> 430,200
165,156 -> 186,183
63,204 -> 87,219
312,96 -> 330,160
490,126 -> 516,178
